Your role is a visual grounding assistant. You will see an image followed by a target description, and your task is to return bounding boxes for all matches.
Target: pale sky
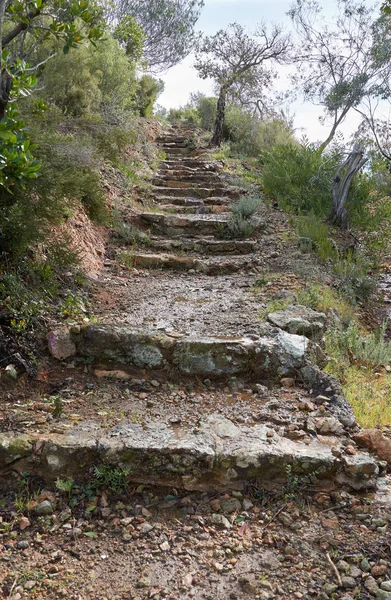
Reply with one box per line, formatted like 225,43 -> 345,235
158,0 -> 365,145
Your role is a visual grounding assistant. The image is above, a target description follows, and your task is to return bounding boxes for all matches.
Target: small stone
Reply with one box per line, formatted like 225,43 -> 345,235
280,377 -> 295,388
160,541 -> 170,551
373,565 -> 388,578
16,540 -> 29,550
316,395 -> 329,405
139,523 -> 154,535
4,365 -> 18,380
220,498 -> 241,514
365,576 -> 379,594
19,516 -> 31,530
322,583 -> 338,595
136,577 -> 151,589
210,514 -> 231,529
341,576 -> 357,589
345,445 -> 357,455
214,562 -> 224,572
361,558 -> 371,572
23,581 -> 37,591
377,591 -> 391,600
254,384 -> 269,397
33,500 -> 53,516
150,380 -> 160,388
381,582 -> 391,592
47,329 -> 76,360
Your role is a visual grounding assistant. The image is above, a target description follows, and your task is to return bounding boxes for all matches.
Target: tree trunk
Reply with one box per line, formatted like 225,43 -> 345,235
332,144 -> 368,229
211,86 -> 226,147
0,72 -> 12,119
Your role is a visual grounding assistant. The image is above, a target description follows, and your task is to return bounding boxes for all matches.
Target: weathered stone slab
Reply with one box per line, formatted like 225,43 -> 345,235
148,237 -> 257,255
268,305 -> 326,339
73,325 -> 175,369
131,252 -> 254,275
151,186 -> 240,199
69,325 -> 311,381
173,337 -> 255,376
0,415 -> 379,491
137,212 -> 263,238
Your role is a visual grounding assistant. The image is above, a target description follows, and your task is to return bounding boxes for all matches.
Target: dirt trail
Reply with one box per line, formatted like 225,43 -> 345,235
1,125 -> 391,600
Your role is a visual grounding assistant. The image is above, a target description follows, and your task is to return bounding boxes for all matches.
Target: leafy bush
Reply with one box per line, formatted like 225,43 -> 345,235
262,143 -> 339,216
223,105 -> 294,158
197,97 -> 217,131
167,106 -> 200,125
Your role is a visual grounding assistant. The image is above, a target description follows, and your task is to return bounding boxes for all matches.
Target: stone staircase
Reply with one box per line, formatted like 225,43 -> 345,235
1,124 -> 382,494
131,127 -> 264,274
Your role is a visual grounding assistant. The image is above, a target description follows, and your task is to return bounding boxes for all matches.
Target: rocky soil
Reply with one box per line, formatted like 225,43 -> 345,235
1,124 -> 391,599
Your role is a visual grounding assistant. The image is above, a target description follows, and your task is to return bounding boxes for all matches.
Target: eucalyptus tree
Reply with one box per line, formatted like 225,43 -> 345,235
113,0 -> 204,72
194,23 -> 291,147
289,0 -> 391,153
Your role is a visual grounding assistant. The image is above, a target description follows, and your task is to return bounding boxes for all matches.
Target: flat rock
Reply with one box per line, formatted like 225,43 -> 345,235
72,325 -> 310,380
0,414 -> 379,491
268,304 -> 326,339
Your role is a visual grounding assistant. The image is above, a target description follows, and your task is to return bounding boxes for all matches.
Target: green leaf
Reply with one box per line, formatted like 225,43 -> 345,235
84,531 -> 98,537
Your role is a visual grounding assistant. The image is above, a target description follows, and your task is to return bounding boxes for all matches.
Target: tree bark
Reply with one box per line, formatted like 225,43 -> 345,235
331,144 -> 368,229
0,72 -> 11,119
211,86 -> 226,147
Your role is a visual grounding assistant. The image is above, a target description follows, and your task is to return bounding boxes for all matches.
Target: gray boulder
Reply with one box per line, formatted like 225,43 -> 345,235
268,304 -> 326,339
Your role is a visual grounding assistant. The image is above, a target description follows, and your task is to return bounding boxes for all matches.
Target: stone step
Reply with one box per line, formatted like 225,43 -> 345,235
131,252 -> 256,274
135,212 -> 265,238
159,169 -> 217,177
152,195 -> 231,207
154,173 -> 221,185
151,186 -> 241,200
0,413 -> 378,491
148,237 -> 258,255
158,141 -> 189,148
152,196 -> 205,207
136,212 -> 253,237
159,204 -> 229,215
161,147 -> 198,157
68,325 -> 311,380
152,177 -> 222,189
161,158 -> 217,169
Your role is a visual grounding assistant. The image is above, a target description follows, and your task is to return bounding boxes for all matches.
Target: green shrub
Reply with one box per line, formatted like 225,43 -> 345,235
262,143 -> 339,216
112,214 -> 151,246
222,214 -> 255,239
197,97 -> 217,131
296,214 -> 339,262
231,195 -> 262,219
223,105 -> 294,158
326,321 -> 391,369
